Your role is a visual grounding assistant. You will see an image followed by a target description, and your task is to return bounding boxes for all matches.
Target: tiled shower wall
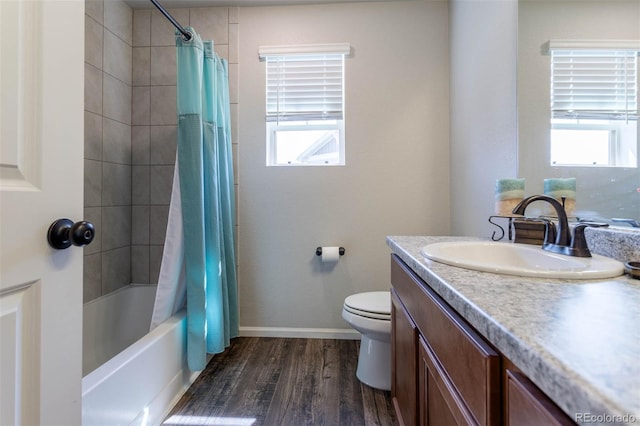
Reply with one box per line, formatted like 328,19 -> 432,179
84,0 -> 133,303
83,1 -> 239,303
130,7 -> 239,285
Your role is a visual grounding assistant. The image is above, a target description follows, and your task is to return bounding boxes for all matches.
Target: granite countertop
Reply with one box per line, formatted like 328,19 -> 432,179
387,236 -> 640,426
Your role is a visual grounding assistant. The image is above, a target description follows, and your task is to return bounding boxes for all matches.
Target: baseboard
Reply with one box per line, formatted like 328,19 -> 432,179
239,326 -> 360,340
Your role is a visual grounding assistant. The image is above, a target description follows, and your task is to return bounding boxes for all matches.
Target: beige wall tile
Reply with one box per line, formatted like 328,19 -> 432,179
228,63 -> 238,104
133,47 -> 151,86
228,6 -> 239,25
104,0 -> 132,45
149,125 -> 177,165
102,118 -> 131,164
102,247 -> 131,293
132,205 -> 150,245
85,15 -> 103,69
149,205 -> 169,245
132,86 -> 150,125
103,73 -> 131,124
85,111 -> 102,161
83,0 -> 141,301
84,63 -> 103,115
102,206 -> 132,250
150,86 -> 177,125
84,159 -> 102,208
132,125 -> 150,165
133,9 -> 151,47
228,23 -> 238,64
150,46 -> 176,86
149,165 -> 174,205
230,102 -> 238,144
149,245 -> 163,284
132,165 -> 150,205
85,0 -> 104,25
102,162 -> 131,206
131,245 -> 150,284
190,7 -> 228,44
83,253 -> 102,303
104,29 -> 132,84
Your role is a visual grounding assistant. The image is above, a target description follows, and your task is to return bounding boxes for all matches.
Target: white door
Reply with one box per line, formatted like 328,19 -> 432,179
1,1 -> 85,424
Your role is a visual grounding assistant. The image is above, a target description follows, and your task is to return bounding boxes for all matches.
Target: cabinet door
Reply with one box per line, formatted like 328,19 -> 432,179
420,336 -> 478,425
392,255 -> 501,425
392,289 -> 418,426
505,370 -> 575,426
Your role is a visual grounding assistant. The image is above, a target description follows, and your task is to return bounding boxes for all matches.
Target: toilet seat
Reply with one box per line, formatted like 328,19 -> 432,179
343,291 -> 390,321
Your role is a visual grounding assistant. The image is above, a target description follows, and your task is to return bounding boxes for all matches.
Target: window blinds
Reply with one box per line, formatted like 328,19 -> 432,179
259,44 -> 350,123
550,47 -> 638,120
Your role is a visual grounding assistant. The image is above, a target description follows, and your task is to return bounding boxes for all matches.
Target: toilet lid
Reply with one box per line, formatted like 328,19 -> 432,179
344,291 -> 390,320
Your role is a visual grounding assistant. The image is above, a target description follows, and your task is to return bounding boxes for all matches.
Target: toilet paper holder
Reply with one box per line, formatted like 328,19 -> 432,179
316,247 -> 345,256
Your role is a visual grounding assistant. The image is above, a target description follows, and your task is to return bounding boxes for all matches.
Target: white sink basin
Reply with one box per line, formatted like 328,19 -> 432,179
420,241 -> 625,279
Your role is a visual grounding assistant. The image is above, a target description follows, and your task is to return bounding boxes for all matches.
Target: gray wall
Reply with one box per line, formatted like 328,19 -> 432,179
449,0 -> 519,237
238,1 -> 451,334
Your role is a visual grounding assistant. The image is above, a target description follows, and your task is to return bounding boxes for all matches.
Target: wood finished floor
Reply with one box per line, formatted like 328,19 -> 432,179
163,337 -> 397,426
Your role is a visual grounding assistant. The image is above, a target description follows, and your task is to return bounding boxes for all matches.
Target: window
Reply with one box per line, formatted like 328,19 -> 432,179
549,41 -> 639,167
259,44 -> 350,166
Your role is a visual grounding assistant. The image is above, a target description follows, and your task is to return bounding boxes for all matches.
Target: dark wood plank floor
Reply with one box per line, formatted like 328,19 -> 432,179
163,337 -> 397,426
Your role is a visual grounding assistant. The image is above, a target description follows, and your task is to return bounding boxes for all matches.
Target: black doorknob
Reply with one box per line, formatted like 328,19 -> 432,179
47,219 -> 95,250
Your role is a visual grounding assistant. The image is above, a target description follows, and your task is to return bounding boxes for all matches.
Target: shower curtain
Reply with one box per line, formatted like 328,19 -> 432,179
150,27 -> 239,371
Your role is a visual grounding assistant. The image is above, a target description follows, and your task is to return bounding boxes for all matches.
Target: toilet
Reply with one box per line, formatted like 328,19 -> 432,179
342,291 -> 391,391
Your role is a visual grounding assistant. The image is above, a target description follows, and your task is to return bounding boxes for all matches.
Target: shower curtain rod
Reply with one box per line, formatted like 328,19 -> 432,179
149,0 -> 192,41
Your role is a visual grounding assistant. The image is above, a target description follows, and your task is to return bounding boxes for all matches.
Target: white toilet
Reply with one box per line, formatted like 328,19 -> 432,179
342,291 -> 391,391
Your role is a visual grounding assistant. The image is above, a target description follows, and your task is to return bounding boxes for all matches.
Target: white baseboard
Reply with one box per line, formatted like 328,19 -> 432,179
239,326 -> 360,340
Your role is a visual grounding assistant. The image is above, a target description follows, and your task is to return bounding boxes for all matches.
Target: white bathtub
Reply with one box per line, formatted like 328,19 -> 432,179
82,285 -> 198,425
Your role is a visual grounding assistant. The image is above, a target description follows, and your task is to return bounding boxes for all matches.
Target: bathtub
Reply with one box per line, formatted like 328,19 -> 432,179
82,285 -> 198,425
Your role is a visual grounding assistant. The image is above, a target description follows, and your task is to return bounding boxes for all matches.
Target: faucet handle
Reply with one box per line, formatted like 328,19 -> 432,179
570,222 -> 609,258
541,219 -> 557,246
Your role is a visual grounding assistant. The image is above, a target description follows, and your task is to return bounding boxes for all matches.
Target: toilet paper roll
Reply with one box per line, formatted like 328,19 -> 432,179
321,246 -> 340,263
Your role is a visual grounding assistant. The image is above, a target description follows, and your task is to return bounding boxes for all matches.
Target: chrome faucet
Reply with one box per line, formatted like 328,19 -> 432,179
512,195 -> 607,258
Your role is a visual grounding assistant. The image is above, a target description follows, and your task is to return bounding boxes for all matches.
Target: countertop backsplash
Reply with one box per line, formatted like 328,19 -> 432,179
585,226 -> 640,263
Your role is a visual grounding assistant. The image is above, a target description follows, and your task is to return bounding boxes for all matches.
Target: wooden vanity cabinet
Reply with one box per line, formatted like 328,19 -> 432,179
419,335 -> 472,425
391,254 -> 574,426
391,289 -> 418,426
391,255 -> 500,425
504,366 -> 575,426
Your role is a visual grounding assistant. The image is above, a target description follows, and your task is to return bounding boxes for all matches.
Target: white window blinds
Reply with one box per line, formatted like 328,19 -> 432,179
550,44 -> 639,121
259,44 -> 350,123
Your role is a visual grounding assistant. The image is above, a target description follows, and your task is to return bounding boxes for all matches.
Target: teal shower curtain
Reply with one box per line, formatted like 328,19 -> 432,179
158,28 -> 238,371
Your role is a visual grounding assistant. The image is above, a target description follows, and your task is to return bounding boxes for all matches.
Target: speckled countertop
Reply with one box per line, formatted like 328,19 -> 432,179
387,235 -> 640,426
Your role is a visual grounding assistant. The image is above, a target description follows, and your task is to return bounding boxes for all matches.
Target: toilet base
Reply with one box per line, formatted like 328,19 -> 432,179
356,335 -> 391,391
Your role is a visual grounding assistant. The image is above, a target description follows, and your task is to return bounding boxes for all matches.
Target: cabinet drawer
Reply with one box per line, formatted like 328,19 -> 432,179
420,335 -> 475,425
391,255 -> 501,425
506,370 -> 575,426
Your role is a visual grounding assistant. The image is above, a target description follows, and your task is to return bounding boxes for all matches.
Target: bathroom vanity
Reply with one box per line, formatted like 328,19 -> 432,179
387,236 -> 640,426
